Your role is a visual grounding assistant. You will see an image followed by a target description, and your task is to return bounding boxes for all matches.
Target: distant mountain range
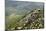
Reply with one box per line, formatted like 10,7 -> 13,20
5,1 -> 44,16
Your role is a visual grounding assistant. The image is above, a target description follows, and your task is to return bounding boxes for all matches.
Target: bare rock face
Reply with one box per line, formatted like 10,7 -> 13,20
14,9 -> 44,30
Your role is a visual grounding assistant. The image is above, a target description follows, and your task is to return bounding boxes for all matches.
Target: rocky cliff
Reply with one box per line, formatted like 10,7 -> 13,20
14,9 -> 44,30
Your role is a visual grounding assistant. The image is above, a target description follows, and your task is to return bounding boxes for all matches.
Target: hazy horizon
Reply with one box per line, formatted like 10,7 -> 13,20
5,0 -> 44,16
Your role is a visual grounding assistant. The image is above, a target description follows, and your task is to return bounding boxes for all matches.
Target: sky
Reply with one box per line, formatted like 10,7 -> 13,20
5,0 -> 44,8
5,0 -> 44,15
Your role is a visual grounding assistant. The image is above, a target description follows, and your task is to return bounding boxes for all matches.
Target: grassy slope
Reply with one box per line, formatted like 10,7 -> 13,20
5,15 -> 23,29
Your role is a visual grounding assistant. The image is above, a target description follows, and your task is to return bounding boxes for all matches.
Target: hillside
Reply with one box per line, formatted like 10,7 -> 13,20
7,9 -> 44,30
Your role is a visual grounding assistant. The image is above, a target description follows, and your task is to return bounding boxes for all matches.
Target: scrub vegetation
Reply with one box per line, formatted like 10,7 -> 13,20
5,9 -> 44,30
